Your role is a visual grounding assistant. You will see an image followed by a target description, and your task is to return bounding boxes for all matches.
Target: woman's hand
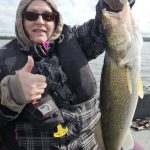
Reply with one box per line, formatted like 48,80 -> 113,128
17,56 -> 47,102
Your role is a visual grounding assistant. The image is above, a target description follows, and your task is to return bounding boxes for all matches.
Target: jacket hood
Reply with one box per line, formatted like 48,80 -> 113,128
15,0 -> 63,49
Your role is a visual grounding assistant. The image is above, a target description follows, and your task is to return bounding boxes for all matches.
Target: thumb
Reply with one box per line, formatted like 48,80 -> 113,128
21,56 -> 34,72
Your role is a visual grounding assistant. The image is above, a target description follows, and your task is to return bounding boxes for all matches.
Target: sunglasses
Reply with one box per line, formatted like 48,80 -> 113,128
22,11 -> 57,22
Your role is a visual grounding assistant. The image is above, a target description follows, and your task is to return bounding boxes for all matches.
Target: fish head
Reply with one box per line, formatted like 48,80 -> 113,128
102,8 -> 132,63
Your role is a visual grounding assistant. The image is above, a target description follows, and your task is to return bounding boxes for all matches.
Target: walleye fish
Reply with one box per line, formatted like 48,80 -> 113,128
97,1 -> 144,150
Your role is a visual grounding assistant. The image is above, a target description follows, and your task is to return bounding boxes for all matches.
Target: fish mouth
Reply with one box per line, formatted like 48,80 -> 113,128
104,0 -> 124,11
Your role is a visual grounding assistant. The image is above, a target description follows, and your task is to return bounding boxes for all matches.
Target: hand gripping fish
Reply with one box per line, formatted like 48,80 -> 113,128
96,1 -> 144,150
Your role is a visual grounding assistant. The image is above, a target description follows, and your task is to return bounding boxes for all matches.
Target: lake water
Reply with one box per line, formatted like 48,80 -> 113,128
0,39 -> 150,95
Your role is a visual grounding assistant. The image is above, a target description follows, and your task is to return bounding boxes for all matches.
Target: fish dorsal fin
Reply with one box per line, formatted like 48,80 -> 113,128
127,68 -> 132,94
137,75 -> 144,99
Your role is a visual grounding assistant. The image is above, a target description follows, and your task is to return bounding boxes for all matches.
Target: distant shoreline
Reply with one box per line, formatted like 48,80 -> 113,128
143,37 -> 150,42
0,35 -> 16,40
0,35 -> 150,42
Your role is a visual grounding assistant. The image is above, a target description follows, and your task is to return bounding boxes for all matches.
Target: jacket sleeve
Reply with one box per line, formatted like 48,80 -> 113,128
0,74 -> 18,127
0,58 -> 27,128
72,0 -> 135,61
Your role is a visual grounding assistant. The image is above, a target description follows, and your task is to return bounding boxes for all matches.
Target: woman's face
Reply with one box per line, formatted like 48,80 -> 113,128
23,0 -> 56,44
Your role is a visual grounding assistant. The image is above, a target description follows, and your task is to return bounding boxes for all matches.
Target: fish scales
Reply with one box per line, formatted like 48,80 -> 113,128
100,54 -> 138,150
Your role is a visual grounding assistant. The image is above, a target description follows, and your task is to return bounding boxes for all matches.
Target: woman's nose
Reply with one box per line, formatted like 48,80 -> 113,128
35,15 -> 45,24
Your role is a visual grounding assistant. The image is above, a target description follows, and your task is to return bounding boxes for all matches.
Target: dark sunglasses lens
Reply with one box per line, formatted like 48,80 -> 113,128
42,13 -> 56,21
23,12 -> 38,21
23,11 -> 56,22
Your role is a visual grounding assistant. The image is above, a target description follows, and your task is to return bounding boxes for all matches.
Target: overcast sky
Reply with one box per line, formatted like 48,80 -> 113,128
0,0 -> 149,36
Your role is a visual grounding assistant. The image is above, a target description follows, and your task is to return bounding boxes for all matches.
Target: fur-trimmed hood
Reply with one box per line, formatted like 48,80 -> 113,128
15,0 -> 63,49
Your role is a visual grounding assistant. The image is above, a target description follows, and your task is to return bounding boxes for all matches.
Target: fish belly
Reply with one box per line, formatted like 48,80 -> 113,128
100,54 -> 138,150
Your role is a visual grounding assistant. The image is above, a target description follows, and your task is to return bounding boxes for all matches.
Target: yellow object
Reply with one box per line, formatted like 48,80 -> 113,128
137,75 -> 144,99
127,68 -> 132,94
127,69 -> 144,99
53,124 -> 68,138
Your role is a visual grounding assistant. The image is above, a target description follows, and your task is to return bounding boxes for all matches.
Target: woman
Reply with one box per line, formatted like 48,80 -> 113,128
0,0 -> 142,150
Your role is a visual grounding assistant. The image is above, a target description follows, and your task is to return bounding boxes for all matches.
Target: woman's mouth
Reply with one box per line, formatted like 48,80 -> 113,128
33,29 -> 46,33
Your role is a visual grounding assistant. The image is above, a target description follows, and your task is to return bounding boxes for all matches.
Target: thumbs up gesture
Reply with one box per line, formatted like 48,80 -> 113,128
17,56 -> 47,102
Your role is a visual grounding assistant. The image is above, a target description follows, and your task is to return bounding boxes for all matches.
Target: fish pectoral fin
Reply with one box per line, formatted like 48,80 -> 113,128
137,75 -> 144,99
127,68 -> 132,94
127,68 -> 144,99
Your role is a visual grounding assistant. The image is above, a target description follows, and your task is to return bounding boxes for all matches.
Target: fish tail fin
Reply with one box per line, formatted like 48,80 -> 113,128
137,74 -> 144,99
127,68 -> 132,94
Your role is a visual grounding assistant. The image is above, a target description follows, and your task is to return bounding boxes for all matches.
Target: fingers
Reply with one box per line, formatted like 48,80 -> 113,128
29,82 -> 47,91
22,78 -> 47,102
15,56 -> 48,103
22,56 -> 34,72
23,82 -> 47,101
26,88 -> 45,102
36,82 -> 47,90
34,74 -> 46,82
